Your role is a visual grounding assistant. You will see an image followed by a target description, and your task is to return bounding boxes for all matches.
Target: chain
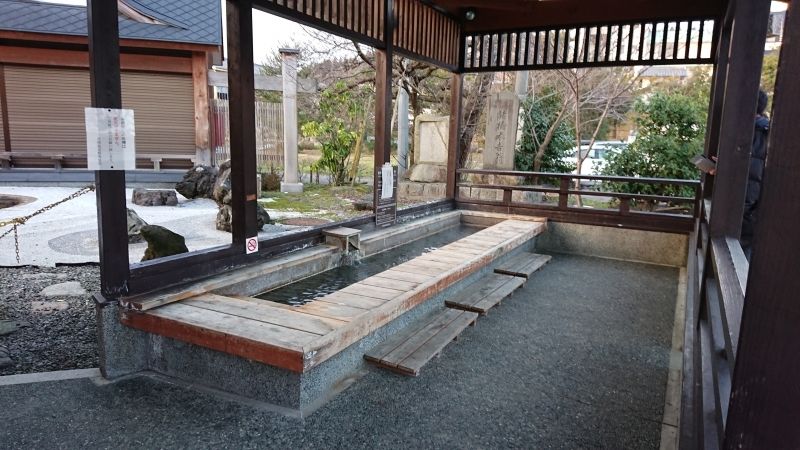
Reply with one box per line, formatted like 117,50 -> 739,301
0,185 -> 95,263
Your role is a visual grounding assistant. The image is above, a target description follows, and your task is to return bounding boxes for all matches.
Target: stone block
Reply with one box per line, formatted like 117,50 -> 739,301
408,163 -> 447,183
132,188 -> 178,207
422,183 -> 447,199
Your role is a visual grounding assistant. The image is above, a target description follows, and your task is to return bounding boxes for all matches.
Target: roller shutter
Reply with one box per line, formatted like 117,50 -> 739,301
4,66 -> 195,166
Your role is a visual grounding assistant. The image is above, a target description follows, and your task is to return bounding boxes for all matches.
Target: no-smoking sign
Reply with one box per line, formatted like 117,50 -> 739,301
245,236 -> 259,254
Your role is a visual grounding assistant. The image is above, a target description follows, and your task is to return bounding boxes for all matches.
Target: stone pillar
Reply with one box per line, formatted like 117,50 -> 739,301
280,48 -> 303,193
514,71 -> 529,145
397,87 -> 410,179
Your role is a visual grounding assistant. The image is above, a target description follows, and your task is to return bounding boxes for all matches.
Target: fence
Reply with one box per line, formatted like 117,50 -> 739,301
211,99 -> 284,168
456,169 -> 701,233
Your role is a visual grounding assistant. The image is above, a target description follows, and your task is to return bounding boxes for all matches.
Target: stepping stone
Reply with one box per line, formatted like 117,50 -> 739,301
365,308 -> 478,376
0,320 -> 29,336
31,301 -> 70,312
0,346 -> 11,369
445,273 -> 524,315
494,253 -> 552,279
40,281 -> 86,298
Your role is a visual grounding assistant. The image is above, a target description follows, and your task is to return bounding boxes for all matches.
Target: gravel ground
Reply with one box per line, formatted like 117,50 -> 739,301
0,265 -> 100,375
0,254 -> 678,448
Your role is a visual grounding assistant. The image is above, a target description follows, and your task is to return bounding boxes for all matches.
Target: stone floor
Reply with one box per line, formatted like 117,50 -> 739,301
0,254 -> 678,449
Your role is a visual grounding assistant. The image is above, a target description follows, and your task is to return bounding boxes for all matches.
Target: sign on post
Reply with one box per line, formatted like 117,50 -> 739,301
376,163 -> 398,228
85,107 -> 136,171
246,236 -> 259,254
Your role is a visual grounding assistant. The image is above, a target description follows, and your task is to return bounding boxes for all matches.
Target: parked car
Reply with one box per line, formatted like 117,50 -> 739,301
563,141 -> 627,185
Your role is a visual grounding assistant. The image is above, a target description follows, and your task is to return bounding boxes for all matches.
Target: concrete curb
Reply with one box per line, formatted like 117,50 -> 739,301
0,368 -> 100,386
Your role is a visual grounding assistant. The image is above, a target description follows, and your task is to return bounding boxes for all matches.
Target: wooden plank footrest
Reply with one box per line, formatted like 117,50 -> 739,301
445,273 -> 525,315
364,308 -> 478,376
494,253 -> 552,279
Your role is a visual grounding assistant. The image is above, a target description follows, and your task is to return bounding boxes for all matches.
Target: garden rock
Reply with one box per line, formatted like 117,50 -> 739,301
40,281 -> 87,298
140,225 -> 189,261
215,204 -> 272,232
132,188 -> 178,207
213,160 -> 272,232
212,160 -> 232,205
176,165 -> 218,199
352,197 -> 372,211
127,208 -> 147,243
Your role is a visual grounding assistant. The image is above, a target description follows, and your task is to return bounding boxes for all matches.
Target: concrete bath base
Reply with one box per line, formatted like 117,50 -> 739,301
97,237 -> 537,416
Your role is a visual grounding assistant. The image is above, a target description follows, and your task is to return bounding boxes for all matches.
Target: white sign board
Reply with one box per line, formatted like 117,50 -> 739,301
381,163 -> 394,199
246,236 -> 259,254
85,107 -> 136,171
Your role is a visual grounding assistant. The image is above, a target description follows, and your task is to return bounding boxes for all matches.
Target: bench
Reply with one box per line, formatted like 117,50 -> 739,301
445,273 -> 525,315
0,152 -> 196,170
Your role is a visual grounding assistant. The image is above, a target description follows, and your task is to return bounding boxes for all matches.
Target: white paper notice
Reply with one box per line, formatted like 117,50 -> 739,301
381,163 -> 393,199
85,107 -> 136,171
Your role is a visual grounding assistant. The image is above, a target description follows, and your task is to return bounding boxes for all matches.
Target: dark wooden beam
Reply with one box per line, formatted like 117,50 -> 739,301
725,3 -> 800,446
87,0 -> 130,298
702,13 -> 732,199
436,0 -> 726,32
373,0 -> 394,212
708,0 -> 770,238
446,72 -> 462,199
0,45 -> 193,74
226,0 -> 259,244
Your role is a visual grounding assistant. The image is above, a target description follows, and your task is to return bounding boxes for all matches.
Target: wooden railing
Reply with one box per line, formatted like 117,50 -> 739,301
456,169 -> 701,233
681,200 -> 750,449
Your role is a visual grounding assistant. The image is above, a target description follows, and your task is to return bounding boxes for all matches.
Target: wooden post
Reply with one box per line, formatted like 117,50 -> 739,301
373,0 -> 393,212
446,72 -> 463,200
192,52 -> 211,166
226,0 -> 258,245
87,0 -> 129,297
702,14 -> 732,199
725,3 -> 800,447
708,0 -> 770,238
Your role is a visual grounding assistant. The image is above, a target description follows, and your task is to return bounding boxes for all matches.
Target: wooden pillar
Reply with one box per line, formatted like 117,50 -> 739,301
87,0 -> 129,297
708,0 -> 771,238
446,72 -> 463,200
192,51 -> 211,166
725,3 -> 800,447
373,0 -> 393,211
702,14 -> 732,198
226,0 -> 258,245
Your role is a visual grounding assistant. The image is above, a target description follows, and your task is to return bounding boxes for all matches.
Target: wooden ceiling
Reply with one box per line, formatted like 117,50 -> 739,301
428,0 -> 729,32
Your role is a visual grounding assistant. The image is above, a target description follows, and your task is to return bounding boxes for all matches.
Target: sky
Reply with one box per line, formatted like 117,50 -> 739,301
35,0 -> 793,65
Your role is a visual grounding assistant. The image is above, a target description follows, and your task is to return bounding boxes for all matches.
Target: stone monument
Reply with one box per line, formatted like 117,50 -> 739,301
484,91 -> 519,170
400,115 -> 449,200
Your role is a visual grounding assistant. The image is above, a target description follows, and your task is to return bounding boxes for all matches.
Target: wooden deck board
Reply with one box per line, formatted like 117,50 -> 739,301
146,302 -> 319,349
316,291 -> 387,309
494,253 -> 553,279
445,273 -> 525,315
184,294 -> 346,335
339,283 -> 404,300
360,276 -> 419,292
238,295 -> 366,322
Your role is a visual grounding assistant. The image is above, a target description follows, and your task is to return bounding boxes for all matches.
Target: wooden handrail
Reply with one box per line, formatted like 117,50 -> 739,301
457,168 -> 702,187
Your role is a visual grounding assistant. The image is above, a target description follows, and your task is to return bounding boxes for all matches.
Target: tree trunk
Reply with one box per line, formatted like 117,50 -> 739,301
459,73 -> 494,171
